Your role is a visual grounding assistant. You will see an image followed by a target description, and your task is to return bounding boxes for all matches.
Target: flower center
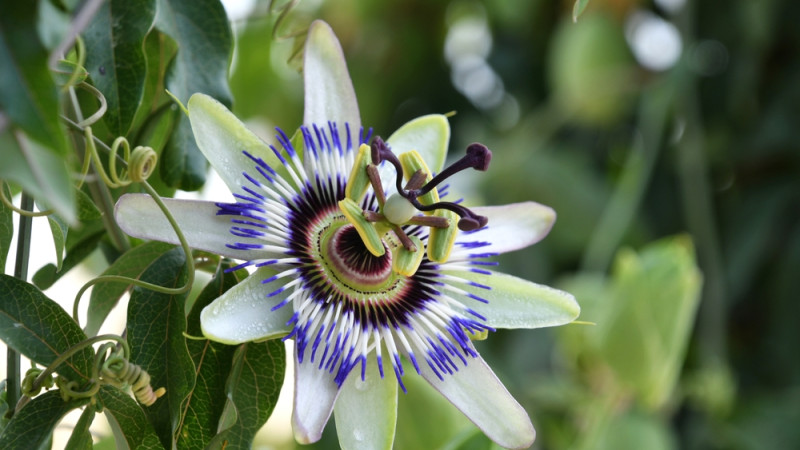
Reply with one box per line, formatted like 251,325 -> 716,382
326,224 -> 392,287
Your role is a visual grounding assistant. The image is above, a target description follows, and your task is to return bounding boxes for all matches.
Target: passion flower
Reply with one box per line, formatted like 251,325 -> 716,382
114,20 -> 579,450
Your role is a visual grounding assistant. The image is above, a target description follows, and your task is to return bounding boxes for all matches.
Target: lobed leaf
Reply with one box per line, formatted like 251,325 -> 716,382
155,0 -> 233,190
126,247 -> 194,449
83,0 -> 156,136
0,275 -> 93,382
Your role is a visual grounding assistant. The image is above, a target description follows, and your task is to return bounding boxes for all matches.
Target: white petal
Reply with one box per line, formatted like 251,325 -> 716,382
419,353 -> 535,449
292,352 -> 340,444
200,267 -> 293,344
187,93 -> 283,193
445,270 -> 580,329
303,20 -> 360,134
457,202 -> 556,256
334,358 -> 398,450
386,114 -> 450,174
114,194 -> 283,261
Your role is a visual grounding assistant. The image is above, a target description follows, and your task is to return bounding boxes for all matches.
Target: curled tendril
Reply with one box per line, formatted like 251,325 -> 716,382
24,335 -> 164,406
96,343 -> 165,406
86,127 -> 157,188
21,367 -> 54,397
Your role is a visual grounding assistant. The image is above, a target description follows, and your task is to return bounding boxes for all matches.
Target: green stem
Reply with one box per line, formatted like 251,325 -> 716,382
580,77 -> 676,273
30,334 -> 129,394
72,180 -> 195,324
675,4 -> 727,364
6,193 -> 34,418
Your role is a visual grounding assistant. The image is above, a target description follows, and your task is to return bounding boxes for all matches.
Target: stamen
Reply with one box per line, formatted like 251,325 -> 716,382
404,170 -> 427,191
392,225 -> 417,252
366,164 -> 386,206
407,215 -> 450,228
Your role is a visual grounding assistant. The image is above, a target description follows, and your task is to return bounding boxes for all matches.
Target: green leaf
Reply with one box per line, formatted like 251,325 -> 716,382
85,241 -> 175,337
0,1 -> 69,157
32,228 -> 105,290
155,0 -> 233,190
0,391 -> 88,450
46,214 -> 68,272
208,340 -> 286,449
75,189 -> 102,222
176,263 -> 242,450
572,0 -> 590,22
64,405 -> 95,450
129,30 -> 178,138
0,275 -> 93,382
126,247 -> 194,449
0,131 -> 77,225
596,236 -> 702,410
0,183 -> 12,273
83,0 -> 156,136
98,386 -> 165,450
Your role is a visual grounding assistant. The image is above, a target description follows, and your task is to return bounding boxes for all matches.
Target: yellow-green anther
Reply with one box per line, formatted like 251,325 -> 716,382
383,194 -> 417,225
344,144 -> 372,202
427,209 -> 458,262
392,234 -> 424,277
338,198 -> 385,256
398,150 -> 439,207
469,329 -> 489,341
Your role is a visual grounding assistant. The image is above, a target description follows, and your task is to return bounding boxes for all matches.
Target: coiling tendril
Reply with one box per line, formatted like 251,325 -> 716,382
22,335 -> 164,407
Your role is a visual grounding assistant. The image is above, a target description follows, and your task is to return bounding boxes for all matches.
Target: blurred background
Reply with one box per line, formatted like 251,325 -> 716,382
216,0 -> 800,448
5,0 -> 800,448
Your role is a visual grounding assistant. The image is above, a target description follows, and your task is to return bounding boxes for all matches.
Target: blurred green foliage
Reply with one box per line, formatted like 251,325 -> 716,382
1,0 -> 799,448
223,0 -> 798,448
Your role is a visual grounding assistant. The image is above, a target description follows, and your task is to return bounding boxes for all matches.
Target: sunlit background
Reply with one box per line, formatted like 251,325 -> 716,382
4,0 -> 800,448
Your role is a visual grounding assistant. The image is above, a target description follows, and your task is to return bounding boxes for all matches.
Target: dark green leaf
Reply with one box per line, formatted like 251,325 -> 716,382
83,0 -> 156,136
46,214 -> 68,272
209,340 -> 286,450
0,131 -> 77,225
155,0 -> 233,190
176,263 -> 241,450
0,391 -> 88,450
32,229 -> 105,290
572,0 -> 590,22
0,1 -> 69,157
64,404 -> 95,450
98,386 -> 165,450
0,183 -> 12,272
85,241 -> 175,336
129,30 -> 178,137
0,275 -> 93,382
127,247 -> 194,449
